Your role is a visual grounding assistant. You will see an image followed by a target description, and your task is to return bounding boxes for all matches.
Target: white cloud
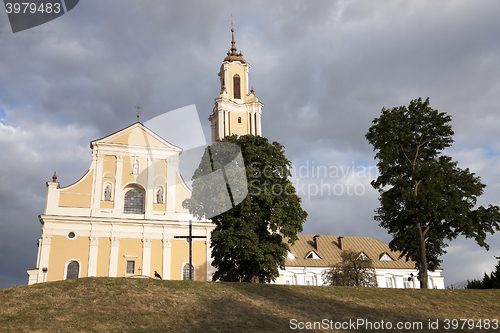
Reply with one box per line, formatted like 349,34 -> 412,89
0,122 -> 28,142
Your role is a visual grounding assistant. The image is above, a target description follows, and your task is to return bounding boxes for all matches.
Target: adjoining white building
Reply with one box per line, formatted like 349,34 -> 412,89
275,234 -> 445,289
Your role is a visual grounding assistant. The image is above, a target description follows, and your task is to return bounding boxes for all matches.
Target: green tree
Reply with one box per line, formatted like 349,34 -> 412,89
322,250 -> 377,287
183,135 -> 307,283
366,97 -> 500,288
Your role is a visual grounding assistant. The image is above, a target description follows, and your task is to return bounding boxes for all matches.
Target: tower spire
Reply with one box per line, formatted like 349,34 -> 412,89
231,28 -> 237,56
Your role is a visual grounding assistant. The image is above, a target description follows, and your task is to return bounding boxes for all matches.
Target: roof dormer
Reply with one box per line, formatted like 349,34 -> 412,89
305,250 -> 321,259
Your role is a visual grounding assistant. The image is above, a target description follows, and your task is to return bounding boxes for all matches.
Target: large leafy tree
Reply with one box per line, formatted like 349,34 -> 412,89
322,251 -> 377,287
183,135 -> 307,283
366,97 -> 500,288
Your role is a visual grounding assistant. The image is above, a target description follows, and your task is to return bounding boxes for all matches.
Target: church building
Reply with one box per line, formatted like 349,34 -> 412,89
27,28 -> 444,289
27,28 -> 262,285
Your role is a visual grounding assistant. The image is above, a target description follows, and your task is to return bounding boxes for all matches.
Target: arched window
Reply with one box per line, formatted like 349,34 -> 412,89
182,263 -> 195,280
124,188 -> 144,214
233,74 -> 241,99
66,261 -> 79,279
238,117 -> 242,123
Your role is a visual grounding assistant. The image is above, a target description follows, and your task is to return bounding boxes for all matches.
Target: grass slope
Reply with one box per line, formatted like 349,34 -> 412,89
0,277 -> 499,332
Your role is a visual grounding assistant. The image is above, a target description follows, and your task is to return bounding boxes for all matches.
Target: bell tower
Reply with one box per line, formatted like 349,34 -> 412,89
209,28 -> 263,143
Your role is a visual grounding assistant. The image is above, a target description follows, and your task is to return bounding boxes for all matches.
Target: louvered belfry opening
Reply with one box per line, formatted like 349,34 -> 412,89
233,74 -> 241,99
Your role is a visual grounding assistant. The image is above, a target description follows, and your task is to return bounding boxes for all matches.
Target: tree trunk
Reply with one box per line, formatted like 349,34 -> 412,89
416,222 -> 428,289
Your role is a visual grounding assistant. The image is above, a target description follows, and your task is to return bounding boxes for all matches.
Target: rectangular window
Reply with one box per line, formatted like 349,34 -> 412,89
385,277 -> 393,288
126,261 -> 135,274
404,281 -> 412,288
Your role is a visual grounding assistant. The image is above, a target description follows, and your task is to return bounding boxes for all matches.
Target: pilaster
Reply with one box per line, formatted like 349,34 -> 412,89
145,157 -> 155,217
108,236 -> 120,277
224,110 -> 229,137
113,155 -> 124,216
91,153 -> 104,215
44,182 -> 60,215
37,233 -> 52,283
87,236 -> 100,277
162,237 -> 173,280
142,238 -> 153,277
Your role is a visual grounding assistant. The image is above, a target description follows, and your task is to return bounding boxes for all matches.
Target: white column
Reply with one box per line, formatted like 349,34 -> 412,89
87,236 -> 99,277
113,155 -> 124,216
205,236 -> 215,281
35,238 -> 42,268
91,153 -> 104,215
217,109 -> 224,140
37,234 -> 52,283
245,66 -> 249,96
162,237 -> 173,280
145,157 -> 154,216
142,238 -> 153,277
108,237 -> 120,277
44,182 -> 60,215
256,112 -> 262,136
224,110 -> 229,137
251,111 -> 256,135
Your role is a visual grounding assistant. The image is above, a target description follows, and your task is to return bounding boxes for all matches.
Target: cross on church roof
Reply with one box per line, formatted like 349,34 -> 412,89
134,103 -> 143,121
229,14 -> 237,30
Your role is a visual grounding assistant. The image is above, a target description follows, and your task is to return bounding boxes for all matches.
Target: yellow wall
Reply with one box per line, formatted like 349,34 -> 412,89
154,160 -> 166,176
59,169 -> 94,208
229,112 -> 250,136
102,155 -> 116,174
170,239 -> 206,281
96,237 -> 111,276
150,239 -> 163,276
108,127 -> 164,147
100,201 -> 114,209
46,235 -> 208,281
47,235 -> 89,281
153,204 -> 166,212
59,193 -> 92,208
117,238 -> 143,276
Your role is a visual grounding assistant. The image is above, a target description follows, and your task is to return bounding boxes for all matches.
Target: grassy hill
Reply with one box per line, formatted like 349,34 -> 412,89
1,277 -> 499,332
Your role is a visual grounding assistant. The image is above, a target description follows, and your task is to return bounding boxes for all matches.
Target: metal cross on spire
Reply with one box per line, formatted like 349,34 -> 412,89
134,103 -> 143,121
174,220 -> 206,280
229,14 -> 237,30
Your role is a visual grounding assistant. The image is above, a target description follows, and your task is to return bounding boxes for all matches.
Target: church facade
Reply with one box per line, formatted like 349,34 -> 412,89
27,122 -> 215,284
27,28 -> 262,285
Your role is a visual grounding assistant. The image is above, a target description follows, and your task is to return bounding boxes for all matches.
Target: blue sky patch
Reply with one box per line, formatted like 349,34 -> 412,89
485,146 -> 500,157
0,107 -> 6,125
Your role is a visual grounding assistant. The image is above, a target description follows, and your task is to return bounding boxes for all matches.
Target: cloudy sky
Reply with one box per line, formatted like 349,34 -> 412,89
1,0 -> 500,288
